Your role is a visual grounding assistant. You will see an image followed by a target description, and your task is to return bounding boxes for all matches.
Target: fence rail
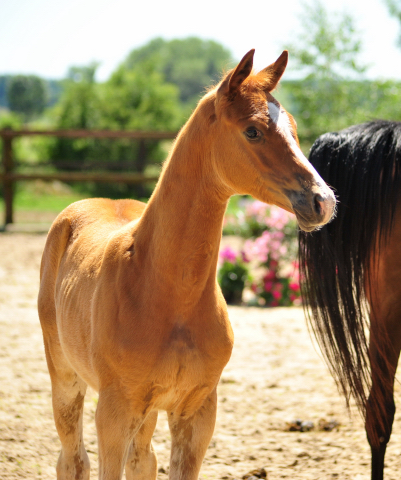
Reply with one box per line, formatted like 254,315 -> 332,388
0,128 -> 178,226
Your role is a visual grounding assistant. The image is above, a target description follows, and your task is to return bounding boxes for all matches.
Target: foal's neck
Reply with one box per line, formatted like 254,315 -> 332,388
135,104 -> 230,308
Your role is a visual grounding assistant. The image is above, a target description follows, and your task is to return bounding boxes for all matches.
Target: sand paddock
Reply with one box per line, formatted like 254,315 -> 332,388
1,233 -> 401,479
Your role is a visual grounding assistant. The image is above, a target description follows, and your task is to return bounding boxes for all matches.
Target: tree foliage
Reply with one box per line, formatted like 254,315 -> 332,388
124,37 -> 234,105
48,60 -> 183,198
286,0 -> 367,79
7,75 -> 47,120
47,38 -> 233,195
10,30 -> 401,202
0,76 -> 12,108
386,0 -> 401,47
281,0 -> 401,150
281,79 -> 401,147
0,76 -> 61,110
100,66 -> 182,130
54,64 -> 101,130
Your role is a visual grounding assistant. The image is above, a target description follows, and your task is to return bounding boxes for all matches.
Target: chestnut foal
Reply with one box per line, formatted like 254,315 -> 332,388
38,50 -> 336,480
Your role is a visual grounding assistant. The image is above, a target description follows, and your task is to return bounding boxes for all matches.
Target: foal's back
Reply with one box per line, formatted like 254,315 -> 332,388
39,197 -> 146,303
38,198 -> 147,385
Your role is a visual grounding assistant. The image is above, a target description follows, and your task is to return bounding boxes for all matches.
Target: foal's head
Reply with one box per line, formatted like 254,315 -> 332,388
209,49 -> 336,232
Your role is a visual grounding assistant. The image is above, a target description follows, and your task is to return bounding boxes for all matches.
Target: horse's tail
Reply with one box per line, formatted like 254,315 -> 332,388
298,120 -> 401,419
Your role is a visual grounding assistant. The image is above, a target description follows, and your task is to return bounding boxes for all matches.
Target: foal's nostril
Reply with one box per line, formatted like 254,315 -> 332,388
313,194 -> 324,216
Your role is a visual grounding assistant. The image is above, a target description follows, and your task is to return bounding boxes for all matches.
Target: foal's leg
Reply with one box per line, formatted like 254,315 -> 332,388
43,339 -> 90,480
125,410 -> 158,480
96,387 -> 146,480
168,388 -> 217,480
366,312 -> 401,480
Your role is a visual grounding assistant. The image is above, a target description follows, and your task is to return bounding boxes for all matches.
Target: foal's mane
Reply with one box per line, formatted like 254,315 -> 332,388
299,120 -> 401,413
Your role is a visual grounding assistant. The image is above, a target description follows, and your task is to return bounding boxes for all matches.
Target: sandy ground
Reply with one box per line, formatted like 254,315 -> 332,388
1,233 -> 401,480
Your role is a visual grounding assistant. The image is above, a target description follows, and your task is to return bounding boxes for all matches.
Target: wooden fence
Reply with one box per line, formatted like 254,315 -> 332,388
0,128 -> 177,225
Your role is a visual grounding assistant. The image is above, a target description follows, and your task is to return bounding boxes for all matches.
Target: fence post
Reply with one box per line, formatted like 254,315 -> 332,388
2,130 -> 14,225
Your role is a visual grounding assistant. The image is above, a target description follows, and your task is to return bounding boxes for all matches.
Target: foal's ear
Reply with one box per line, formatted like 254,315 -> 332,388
219,49 -> 255,98
260,50 -> 288,92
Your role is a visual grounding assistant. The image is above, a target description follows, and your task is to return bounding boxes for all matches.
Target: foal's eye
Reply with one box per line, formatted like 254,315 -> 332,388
244,127 -> 261,141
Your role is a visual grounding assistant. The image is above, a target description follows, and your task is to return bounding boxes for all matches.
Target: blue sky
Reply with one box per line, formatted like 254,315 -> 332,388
1,0 -> 400,81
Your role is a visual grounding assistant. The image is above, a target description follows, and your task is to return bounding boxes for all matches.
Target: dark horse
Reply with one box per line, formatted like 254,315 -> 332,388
299,120 -> 401,480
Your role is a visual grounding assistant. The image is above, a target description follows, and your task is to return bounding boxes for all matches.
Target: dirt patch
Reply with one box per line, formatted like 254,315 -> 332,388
1,233 -> 401,479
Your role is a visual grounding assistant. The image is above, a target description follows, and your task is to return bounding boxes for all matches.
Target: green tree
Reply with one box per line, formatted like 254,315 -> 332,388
0,76 -> 61,110
281,1 -> 373,148
286,1 -> 366,80
386,0 -> 401,46
281,1 -> 401,150
55,63 -> 100,130
124,37 -> 234,105
0,76 -> 11,108
48,59 -> 183,199
94,65 -> 182,197
49,63 -> 101,174
100,65 -> 182,131
7,75 -> 47,120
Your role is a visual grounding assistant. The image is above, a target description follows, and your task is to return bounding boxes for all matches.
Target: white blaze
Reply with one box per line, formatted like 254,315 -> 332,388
268,101 -> 281,124
267,101 -> 327,186
268,101 -> 300,152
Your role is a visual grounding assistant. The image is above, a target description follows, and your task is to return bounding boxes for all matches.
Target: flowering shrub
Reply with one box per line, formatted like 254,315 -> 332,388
220,199 -> 301,307
250,260 -> 301,307
223,198 -> 297,242
218,246 -> 250,305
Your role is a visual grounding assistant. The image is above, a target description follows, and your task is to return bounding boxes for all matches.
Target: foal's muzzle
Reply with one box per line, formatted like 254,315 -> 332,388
288,186 -> 336,232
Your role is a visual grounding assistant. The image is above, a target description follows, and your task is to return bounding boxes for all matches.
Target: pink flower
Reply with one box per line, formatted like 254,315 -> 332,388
246,200 -> 269,221
263,270 -> 276,281
272,290 -> 282,300
269,259 -> 279,270
220,246 -> 237,264
289,282 -> 300,292
291,261 -> 300,281
243,237 -> 269,263
264,281 -> 273,292
241,251 -> 250,263
265,205 -> 295,230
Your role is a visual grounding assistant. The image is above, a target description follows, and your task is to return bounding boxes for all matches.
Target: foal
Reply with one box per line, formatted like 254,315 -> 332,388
38,49 -> 336,480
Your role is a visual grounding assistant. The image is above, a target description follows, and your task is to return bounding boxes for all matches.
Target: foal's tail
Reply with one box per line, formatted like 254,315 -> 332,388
298,120 -> 401,417
38,215 -> 72,330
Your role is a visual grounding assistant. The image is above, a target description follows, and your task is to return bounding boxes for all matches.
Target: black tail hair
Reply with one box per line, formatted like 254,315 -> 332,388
299,120 -> 401,419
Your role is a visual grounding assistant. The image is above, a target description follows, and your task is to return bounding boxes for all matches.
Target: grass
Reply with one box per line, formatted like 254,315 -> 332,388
6,190 -> 87,212
0,181 -> 88,227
